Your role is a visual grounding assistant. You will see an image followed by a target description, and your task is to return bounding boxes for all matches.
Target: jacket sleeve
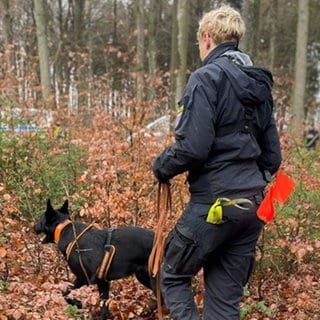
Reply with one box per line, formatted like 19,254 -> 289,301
256,109 -> 282,176
153,74 -> 217,182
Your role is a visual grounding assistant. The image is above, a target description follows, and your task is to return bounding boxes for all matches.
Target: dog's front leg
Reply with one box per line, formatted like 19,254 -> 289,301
62,283 -> 75,297
62,276 -> 84,297
97,280 -> 110,320
62,280 -> 83,309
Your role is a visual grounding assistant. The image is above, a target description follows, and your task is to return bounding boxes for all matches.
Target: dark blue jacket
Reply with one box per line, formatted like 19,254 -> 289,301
153,42 -> 282,203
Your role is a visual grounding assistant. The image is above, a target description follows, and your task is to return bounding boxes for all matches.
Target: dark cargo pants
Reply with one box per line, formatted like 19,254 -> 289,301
161,196 -> 264,320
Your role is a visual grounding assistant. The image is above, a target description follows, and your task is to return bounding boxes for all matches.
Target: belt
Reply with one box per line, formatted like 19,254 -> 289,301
248,191 -> 265,205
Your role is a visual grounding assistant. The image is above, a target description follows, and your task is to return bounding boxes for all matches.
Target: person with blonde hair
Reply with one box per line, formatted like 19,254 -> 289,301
152,5 -> 281,320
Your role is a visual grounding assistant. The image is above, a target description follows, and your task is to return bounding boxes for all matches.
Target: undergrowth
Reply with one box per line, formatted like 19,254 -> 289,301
0,127 -> 88,219
1,113 -> 320,319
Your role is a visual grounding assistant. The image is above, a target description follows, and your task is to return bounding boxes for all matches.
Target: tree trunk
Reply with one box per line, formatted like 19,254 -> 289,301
72,0 -> 85,48
292,0 -> 309,133
268,0 -> 278,70
136,0 -> 145,102
241,0 -> 261,58
0,0 -> 14,78
34,0 -> 51,104
147,0 -> 159,101
72,0 -> 86,110
170,0 -> 178,109
176,0 -> 189,102
240,0 -> 251,53
0,0 -> 13,45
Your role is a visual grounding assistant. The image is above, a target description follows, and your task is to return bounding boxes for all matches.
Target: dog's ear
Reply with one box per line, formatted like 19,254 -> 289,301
46,199 -> 53,211
45,199 -> 56,220
60,200 -> 69,214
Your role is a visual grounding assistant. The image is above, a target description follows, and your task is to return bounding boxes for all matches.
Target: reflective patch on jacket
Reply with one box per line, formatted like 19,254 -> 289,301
175,105 -> 184,128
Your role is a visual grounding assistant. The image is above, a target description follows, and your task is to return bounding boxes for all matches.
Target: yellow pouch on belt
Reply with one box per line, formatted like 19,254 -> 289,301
206,197 -> 254,225
206,198 -> 223,224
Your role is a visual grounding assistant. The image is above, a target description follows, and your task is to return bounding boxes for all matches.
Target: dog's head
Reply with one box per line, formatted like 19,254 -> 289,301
34,199 -> 70,243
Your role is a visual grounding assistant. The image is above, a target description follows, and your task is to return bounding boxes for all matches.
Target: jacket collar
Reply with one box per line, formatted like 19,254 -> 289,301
201,42 -> 238,66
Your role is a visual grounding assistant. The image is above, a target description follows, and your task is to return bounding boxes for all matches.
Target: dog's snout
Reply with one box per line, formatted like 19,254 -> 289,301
34,222 -> 42,234
34,214 -> 46,234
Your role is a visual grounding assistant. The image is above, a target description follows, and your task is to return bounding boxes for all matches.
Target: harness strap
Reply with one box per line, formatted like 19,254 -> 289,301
66,223 -> 96,261
96,228 -> 116,281
215,105 -> 257,137
97,245 -> 116,281
106,228 -> 114,245
63,223 -> 116,285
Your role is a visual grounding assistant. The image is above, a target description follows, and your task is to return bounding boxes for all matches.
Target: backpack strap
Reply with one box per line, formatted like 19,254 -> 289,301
214,58 -> 260,138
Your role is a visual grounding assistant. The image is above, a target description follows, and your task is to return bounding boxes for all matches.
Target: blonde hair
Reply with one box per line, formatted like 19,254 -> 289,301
198,5 -> 245,45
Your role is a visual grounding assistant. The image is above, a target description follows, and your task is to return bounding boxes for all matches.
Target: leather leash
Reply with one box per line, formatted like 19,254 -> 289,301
148,182 -> 171,320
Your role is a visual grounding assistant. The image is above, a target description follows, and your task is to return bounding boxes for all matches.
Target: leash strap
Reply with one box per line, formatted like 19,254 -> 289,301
148,182 -> 171,320
148,183 -> 171,276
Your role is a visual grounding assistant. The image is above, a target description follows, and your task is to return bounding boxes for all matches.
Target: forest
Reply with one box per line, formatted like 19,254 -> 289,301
0,0 -> 320,319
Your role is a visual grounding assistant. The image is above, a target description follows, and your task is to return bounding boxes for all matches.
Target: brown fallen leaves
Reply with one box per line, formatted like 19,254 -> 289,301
1,124 -> 320,319
1,209 -> 320,319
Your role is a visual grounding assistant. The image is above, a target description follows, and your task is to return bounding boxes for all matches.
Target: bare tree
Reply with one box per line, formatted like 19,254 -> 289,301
176,0 -> 190,101
0,0 -> 318,127
147,0 -> 158,77
292,0 -> 309,132
0,0 -> 13,45
268,0 -> 278,70
136,0 -> 145,102
34,0 -> 51,104
169,0 -> 178,109
147,0 -> 159,101
241,0 -> 261,57
72,0 -> 86,48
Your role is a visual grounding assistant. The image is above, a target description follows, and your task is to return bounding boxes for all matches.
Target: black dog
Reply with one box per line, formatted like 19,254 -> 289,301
34,199 -> 157,319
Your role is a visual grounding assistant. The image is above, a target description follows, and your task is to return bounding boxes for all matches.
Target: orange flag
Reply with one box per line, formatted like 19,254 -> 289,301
257,170 -> 296,223
257,189 -> 274,222
271,170 -> 296,204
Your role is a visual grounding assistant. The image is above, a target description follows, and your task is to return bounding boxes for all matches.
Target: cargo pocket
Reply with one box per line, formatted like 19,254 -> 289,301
163,227 -> 202,275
